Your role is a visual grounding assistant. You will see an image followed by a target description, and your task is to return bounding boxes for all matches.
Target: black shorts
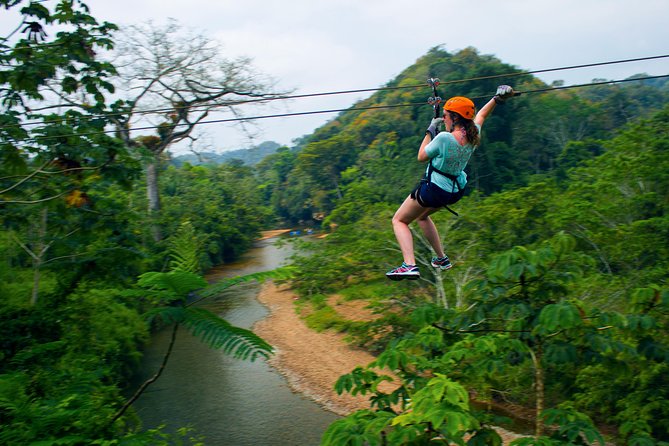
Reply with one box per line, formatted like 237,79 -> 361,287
411,180 -> 464,208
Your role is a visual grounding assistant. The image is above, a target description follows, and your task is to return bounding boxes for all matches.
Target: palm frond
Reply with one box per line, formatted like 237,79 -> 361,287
197,266 -> 296,301
182,307 -> 273,361
143,306 -> 186,326
138,270 -> 207,299
168,220 -> 202,273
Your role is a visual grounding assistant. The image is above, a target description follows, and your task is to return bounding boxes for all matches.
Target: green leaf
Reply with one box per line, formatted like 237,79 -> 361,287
61,76 -> 78,93
542,406 -> 605,446
596,310 -> 627,329
627,434 -> 657,446
335,372 -> 356,395
537,302 -> 582,332
321,410 -> 389,446
182,307 -> 273,361
544,342 -> 578,364
627,314 -> 658,331
138,270 -> 207,300
168,220 -> 202,273
467,428 -> 503,446
371,345 -> 411,371
143,306 -> 186,326
199,268 -> 294,299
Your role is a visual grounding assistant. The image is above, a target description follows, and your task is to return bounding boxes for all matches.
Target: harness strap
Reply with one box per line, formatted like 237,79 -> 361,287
443,204 -> 459,217
411,178 -> 460,216
427,161 -> 463,194
409,162 -> 463,217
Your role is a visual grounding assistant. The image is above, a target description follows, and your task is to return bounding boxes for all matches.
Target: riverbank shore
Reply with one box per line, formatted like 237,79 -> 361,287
253,281 -> 389,415
253,280 -> 525,444
257,229 -> 292,240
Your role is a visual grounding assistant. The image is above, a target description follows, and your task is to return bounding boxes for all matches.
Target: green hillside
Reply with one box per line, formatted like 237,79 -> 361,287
258,46 -> 669,226
263,47 -> 669,445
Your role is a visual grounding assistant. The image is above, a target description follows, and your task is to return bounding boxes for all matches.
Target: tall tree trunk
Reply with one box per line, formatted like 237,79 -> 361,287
453,265 -> 475,308
434,270 -> 447,308
332,177 -> 343,200
31,261 -> 41,306
146,160 -> 162,242
530,344 -> 545,437
30,207 -> 47,306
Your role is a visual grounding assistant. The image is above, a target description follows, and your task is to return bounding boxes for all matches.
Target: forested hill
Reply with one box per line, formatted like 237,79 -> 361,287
259,46 -> 669,445
170,140 -> 282,166
256,46 -> 669,225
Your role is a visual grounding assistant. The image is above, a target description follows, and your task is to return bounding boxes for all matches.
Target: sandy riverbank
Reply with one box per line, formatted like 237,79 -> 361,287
253,281 -> 392,415
253,281 -> 525,444
258,229 -> 292,240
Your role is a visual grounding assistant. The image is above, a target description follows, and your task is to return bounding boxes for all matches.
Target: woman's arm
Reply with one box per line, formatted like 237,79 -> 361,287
418,117 -> 442,162
474,97 -> 497,127
417,133 -> 431,162
474,85 -> 515,127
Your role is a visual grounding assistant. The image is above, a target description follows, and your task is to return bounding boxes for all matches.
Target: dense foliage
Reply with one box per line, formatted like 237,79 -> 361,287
1,2 -> 274,443
275,48 -> 669,445
2,1 -> 668,443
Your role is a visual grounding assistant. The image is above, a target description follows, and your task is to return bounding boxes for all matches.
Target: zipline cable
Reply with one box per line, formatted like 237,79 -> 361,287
3,53 -> 669,131
15,73 -> 669,144
439,54 -> 669,87
473,73 -> 669,99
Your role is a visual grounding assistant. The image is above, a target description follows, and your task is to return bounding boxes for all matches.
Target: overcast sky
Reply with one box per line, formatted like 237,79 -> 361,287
5,0 -> 669,153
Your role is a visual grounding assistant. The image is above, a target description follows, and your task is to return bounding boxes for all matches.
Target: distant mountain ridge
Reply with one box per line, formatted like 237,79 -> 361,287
170,141 -> 282,166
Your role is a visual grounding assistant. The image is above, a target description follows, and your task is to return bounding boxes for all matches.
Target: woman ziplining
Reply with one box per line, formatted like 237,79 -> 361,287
386,84 -> 516,280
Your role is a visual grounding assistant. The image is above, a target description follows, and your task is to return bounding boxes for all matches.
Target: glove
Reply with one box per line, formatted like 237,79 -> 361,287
426,117 -> 443,139
494,85 -> 514,103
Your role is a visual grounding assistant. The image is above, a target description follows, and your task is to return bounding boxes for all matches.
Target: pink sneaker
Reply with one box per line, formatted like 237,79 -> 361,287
386,263 -> 420,281
431,256 -> 452,270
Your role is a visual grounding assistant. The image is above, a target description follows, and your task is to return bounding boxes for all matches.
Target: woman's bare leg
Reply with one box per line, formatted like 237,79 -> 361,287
392,196 -> 438,265
417,212 -> 445,258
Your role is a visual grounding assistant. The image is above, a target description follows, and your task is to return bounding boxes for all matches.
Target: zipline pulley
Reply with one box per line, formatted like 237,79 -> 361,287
427,77 -> 442,118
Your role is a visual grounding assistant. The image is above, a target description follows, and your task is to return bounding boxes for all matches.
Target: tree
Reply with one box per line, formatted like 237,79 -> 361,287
323,374 -> 482,446
106,20 -> 290,241
297,133 -> 358,202
255,146 -> 298,222
324,235 -> 611,445
0,0 -> 142,304
0,0 -> 131,206
159,162 -> 271,267
10,206 -> 78,305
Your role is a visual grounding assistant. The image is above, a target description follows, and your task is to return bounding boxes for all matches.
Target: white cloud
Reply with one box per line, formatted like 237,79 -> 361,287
3,0 -> 668,152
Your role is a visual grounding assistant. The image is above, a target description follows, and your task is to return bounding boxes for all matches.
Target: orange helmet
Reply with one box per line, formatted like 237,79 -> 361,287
444,96 -> 475,120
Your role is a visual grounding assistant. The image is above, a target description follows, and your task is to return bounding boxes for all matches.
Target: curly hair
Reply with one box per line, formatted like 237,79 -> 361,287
446,110 -> 480,147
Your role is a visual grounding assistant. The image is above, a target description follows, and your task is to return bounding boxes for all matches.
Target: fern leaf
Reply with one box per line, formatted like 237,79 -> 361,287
138,271 -> 207,298
182,307 -> 273,361
143,306 -> 187,327
198,266 -> 296,300
168,220 -> 202,273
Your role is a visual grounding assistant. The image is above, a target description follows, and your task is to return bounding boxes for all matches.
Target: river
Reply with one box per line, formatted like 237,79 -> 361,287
131,236 -> 339,445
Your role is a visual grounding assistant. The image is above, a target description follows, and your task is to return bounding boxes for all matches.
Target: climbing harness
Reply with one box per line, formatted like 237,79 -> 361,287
411,162 -> 464,216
